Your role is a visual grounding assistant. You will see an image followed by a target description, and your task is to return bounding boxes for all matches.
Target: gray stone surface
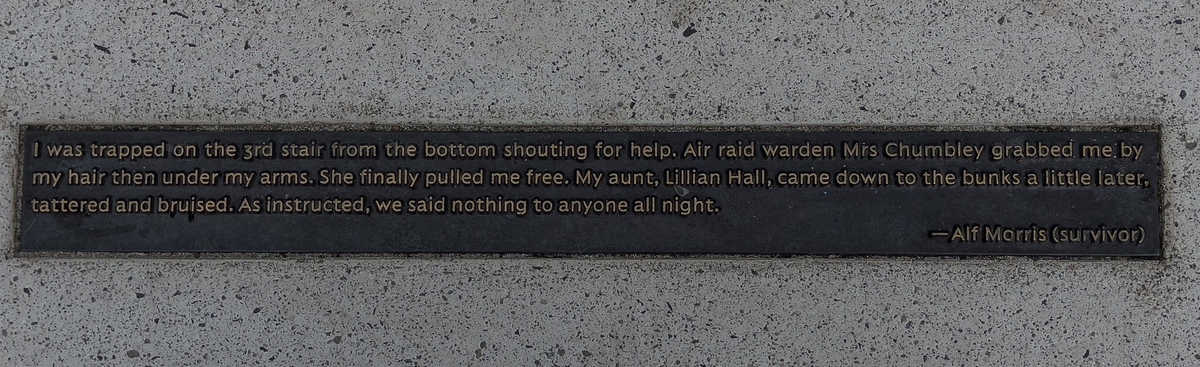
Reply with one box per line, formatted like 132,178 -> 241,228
1,0 -> 1198,364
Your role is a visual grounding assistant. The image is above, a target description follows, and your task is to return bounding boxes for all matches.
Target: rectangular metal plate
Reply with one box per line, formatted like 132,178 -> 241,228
18,128 -> 1161,256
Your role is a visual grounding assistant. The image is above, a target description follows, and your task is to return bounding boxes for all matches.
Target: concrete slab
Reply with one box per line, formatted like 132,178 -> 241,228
2,0 -> 1198,364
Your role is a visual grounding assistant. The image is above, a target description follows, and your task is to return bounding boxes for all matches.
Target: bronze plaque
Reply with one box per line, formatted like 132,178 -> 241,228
19,128 -> 1160,256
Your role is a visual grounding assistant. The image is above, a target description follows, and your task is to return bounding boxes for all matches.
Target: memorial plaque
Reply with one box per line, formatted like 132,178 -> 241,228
18,128 -> 1160,256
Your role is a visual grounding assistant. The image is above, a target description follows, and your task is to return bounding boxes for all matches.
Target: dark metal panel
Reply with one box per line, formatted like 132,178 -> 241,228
18,129 -> 1161,256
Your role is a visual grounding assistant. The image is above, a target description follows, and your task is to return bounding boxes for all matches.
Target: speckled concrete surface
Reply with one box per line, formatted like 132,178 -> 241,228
2,0 -> 1199,365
